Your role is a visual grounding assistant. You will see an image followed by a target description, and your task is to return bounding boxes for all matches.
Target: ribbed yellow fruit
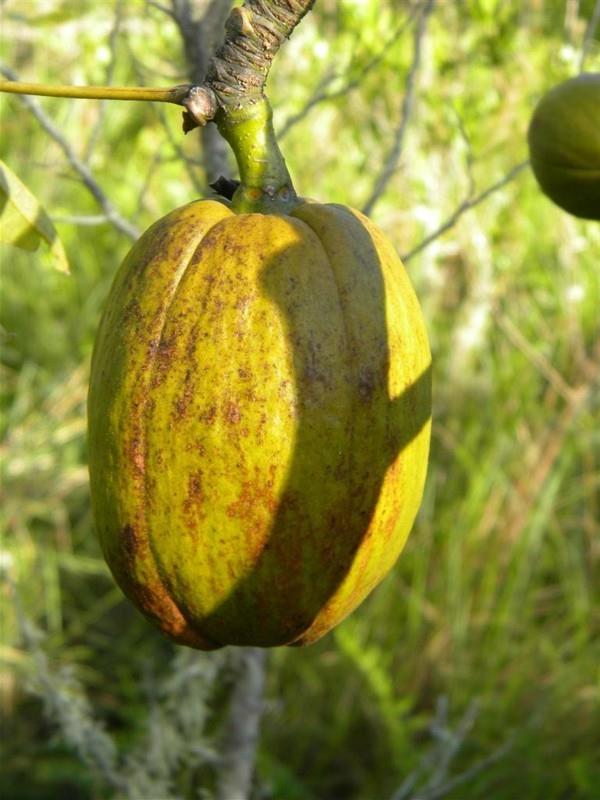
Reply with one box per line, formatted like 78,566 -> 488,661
88,199 -> 432,648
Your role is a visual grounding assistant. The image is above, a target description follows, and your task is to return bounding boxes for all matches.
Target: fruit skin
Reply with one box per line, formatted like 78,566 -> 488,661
527,73 -> 600,220
88,199 -> 432,649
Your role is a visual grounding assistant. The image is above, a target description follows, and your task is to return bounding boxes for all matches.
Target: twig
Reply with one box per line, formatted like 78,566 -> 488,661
133,149 -> 165,218
146,0 -> 175,19
278,12 -> 416,140
493,348 -> 598,546
452,107 -> 476,198
153,100 -> 206,194
8,578 -> 125,792
215,648 -> 268,800
414,739 -> 512,800
496,314 -> 575,402
390,697 -> 512,800
171,0 -> 233,183
7,568 -> 225,796
424,699 -> 479,791
362,0 -> 436,216
277,67 -> 337,140
122,648 -> 224,797
1,64 -> 139,241
171,0 -> 226,83
51,214 -> 114,226
401,160 -> 529,263
84,0 -> 125,162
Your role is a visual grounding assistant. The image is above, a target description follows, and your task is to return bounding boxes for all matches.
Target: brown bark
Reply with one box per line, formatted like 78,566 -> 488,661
181,0 -> 315,130
207,0 -> 315,108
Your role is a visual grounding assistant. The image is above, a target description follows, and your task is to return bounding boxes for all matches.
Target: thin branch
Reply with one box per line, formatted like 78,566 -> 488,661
452,107 -> 476,198
362,0 -> 436,216
8,578 -> 125,793
146,0 -> 176,19
402,160 -> 529,263
1,65 -> 139,241
278,12 -> 416,140
423,699 -> 479,791
153,100 -> 206,194
51,214 -> 114,226
122,648 -> 224,797
171,0 -> 233,183
415,738 -> 513,800
215,648 -> 268,800
171,0 -> 219,82
496,314 -> 575,402
579,0 -> 600,72
390,697 -> 512,800
277,67 -> 336,139
133,149 -> 165,218
84,0 -> 125,162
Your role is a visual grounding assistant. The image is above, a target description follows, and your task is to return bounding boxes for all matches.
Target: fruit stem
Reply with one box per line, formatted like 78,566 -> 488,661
216,96 -> 298,215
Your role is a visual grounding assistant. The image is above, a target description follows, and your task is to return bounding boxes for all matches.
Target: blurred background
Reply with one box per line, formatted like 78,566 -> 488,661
1,1 -> 599,798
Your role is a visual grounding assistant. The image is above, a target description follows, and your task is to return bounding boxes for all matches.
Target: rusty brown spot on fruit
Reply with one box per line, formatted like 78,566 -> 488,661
227,476 -> 278,524
129,438 -> 145,474
157,338 -> 175,360
122,524 -> 138,561
358,368 -> 375,402
173,369 -> 195,422
235,294 -> 252,310
183,470 -> 205,522
225,401 -> 241,424
122,299 -> 142,325
200,404 -> 217,425
134,579 -> 216,649
195,441 -> 206,456
149,336 -> 178,390
121,523 -> 149,568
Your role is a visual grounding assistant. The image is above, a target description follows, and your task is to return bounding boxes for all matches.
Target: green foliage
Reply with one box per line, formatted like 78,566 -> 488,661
1,1 -> 599,798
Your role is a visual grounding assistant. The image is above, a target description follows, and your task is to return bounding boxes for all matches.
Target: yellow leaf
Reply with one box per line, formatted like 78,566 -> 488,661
0,160 -> 70,274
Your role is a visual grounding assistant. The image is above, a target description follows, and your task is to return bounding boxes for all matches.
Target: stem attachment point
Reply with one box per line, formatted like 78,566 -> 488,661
215,97 -> 298,215
182,85 -> 218,131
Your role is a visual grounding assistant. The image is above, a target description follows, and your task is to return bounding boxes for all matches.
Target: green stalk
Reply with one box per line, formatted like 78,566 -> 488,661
216,97 -> 299,215
0,80 -> 191,105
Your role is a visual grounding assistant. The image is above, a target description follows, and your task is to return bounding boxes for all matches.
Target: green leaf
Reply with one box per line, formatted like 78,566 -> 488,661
0,160 -> 70,274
